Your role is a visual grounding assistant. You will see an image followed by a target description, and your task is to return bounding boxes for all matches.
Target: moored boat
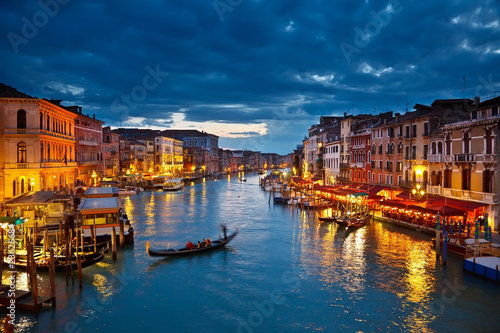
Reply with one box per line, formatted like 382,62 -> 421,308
163,178 -> 183,191
13,250 -> 105,272
318,216 -> 337,223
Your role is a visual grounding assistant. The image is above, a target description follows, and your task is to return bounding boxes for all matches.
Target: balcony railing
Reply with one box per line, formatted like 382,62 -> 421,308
483,154 -> 495,162
427,154 -> 445,163
454,154 -> 475,162
443,188 -> 496,204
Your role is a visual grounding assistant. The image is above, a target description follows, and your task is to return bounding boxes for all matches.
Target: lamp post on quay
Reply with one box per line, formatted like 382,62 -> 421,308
412,184 -> 425,203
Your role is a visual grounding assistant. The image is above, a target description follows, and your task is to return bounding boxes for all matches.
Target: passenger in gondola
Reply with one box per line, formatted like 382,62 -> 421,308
206,238 -> 212,246
186,241 -> 194,250
201,239 -> 206,247
197,241 -> 201,248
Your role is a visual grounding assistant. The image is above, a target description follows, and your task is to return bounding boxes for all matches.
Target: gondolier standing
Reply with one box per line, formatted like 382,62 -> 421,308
222,225 -> 227,240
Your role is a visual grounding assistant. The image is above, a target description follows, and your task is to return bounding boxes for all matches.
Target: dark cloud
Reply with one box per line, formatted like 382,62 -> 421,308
1,0 -> 499,154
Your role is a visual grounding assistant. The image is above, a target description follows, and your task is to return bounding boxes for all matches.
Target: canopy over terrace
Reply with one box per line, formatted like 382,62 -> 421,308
381,199 -> 467,217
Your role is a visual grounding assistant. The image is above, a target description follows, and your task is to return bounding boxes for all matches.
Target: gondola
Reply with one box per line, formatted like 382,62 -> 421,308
13,250 -> 105,272
345,215 -> 370,231
146,230 -> 238,257
318,216 -> 337,223
239,178 -> 247,182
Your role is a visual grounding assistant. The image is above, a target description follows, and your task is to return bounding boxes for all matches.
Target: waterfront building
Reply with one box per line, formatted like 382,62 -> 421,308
184,146 -> 211,175
219,149 -> 232,173
161,130 -> 219,173
0,84 -> 78,203
323,132 -> 341,186
260,153 -> 281,170
230,150 -> 244,172
154,136 -> 183,175
350,114 -> 391,184
338,114 -> 372,184
102,126 -> 120,178
441,96 -> 500,230
65,105 -> 104,187
303,116 -> 342,179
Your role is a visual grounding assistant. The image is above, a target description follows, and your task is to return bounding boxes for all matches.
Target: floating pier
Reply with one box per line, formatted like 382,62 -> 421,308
464,256 -> 500,283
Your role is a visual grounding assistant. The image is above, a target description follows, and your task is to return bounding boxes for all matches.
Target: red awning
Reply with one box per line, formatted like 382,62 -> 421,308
368,194 -> 384,200
396,190 -> 412,199
380,200 -> 409,209
368,185 -> 388,194
358,184 -> 371,191
433,197 -> 488,211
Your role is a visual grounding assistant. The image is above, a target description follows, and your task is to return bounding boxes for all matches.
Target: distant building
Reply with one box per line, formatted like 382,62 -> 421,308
102,126 -> 120,178
64,105 -> 104,187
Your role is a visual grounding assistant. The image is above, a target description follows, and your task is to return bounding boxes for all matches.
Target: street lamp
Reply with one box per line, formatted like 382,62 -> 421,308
412,184 -> 425,202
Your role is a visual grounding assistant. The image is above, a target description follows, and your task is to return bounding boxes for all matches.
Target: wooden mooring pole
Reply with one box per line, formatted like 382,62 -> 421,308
112,227 -> 117,260
119,219 -> 125,248
49,249 -> 56,308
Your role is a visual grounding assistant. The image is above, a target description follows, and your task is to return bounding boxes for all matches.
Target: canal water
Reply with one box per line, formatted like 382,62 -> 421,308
7,173 -> 500,332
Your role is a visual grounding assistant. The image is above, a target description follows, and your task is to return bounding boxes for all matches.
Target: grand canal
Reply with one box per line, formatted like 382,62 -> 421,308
9,174 -> 500,332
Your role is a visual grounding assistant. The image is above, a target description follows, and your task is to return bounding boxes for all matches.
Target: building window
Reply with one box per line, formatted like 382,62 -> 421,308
483,170 -> 493,193
493,106 -> 498,116
398,142 -> 403,154
462,169 -> 471,191
412,124 -> 417,138
17,109 -> 27,128
17,142 -> 27,163
423,145 -> 428,160
423,122 -> 429,136
40,113 -> 43,129
46,115 -> 50,131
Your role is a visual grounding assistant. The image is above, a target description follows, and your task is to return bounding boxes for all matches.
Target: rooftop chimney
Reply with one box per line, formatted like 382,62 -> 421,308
474,96 -> 480,106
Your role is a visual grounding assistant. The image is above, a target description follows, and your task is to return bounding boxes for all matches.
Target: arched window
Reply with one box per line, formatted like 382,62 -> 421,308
438,142 -> 443,154
431,142 -> 436,154
46,115 -> 50,131
47,144 -> 51,161
41,142 -> 44,161
12,180 -> 17,196
431,171 -> 437,185
17,109 -> 27,128
17,142 -> 27,163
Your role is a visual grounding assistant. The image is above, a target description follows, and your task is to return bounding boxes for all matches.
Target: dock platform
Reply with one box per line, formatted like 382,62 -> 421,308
464,256 -> 500,282
0,284 -> 52,312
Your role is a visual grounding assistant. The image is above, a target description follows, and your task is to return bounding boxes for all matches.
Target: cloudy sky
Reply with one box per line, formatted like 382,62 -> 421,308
1,0 -> 499,154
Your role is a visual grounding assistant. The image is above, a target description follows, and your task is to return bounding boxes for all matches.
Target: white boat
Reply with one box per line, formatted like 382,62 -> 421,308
163,178 -> 183,191
118,187 -> 137,196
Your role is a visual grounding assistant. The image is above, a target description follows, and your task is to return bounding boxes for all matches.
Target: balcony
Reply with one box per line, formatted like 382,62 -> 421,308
350,162 -> 365,168
78,139 -> 98,146
482,154 -> 495,162
427,154 -> 445,163
454,154 -> 475,163
443,188 -> 496,204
